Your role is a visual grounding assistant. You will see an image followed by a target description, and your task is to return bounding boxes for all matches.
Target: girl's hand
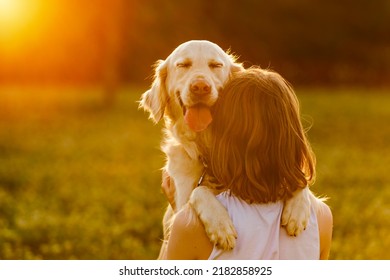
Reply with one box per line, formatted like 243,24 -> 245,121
161,170 -> 176,212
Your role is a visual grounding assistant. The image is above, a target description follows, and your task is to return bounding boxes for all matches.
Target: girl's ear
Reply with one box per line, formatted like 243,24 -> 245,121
139,60 -> 168,123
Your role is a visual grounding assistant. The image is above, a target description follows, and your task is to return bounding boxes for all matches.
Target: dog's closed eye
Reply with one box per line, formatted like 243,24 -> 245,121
176,61 -> 192,68
209,62 -> 223,69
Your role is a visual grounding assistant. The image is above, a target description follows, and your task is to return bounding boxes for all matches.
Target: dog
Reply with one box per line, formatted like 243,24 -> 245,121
139,40 -> 312,258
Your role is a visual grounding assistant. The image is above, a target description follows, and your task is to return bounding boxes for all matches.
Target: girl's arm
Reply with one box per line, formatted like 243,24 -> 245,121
316,201 -> 333,260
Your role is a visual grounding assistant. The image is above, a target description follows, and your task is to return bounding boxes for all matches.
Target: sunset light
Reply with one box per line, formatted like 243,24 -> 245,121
0,0 -> 41,43
0,0 -> 28,27
0,1 -> 126,85
0,0 -> 19,17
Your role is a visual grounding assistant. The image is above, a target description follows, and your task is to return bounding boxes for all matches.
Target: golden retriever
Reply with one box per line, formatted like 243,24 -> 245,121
139,40 -> 312,258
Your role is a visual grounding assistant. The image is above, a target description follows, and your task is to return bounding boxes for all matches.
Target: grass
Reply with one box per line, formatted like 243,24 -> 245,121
298,88 -> 390,259
0,86 -> 389,259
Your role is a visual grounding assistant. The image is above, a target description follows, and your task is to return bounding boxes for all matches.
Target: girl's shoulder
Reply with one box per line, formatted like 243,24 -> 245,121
166,205 -> 213,259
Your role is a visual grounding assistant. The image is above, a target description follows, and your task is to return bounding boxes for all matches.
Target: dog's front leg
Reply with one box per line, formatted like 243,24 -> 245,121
281,187 -> 312,236
189,186 -> 237,250
164,144 -> 203,209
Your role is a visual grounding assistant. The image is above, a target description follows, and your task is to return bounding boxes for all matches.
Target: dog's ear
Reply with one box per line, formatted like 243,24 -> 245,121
226,51 -> 244,75
230,62 -> 244,73
228,61 -> 244,81
139,60 -> 168,123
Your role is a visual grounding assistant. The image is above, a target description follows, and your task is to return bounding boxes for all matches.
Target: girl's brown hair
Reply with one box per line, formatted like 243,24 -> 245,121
209,67 -> 316,203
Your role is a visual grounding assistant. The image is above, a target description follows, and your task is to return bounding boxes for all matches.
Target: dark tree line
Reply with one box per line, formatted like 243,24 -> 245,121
1,0 -> 389,87
127,0 -> 390,86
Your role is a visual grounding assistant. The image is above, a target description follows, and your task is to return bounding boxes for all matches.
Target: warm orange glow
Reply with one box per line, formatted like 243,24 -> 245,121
0,0 -> 33,34
0,0 -> 21,19
0,0 -> 42,57
0,0 -> 47,63
0,1 -> 129,84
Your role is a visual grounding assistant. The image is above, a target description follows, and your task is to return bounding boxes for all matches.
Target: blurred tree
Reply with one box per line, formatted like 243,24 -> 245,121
100,0 -> 125,106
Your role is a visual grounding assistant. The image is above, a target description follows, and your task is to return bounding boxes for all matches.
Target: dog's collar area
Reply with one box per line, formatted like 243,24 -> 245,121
197,156 -> 208,187
197,170 -> 206,187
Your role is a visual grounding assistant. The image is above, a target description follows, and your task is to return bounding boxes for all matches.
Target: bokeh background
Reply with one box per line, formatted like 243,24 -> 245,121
0,0 -> 389,259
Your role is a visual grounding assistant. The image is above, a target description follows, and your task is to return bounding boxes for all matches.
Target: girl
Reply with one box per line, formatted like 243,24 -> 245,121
161,67 -> 332,260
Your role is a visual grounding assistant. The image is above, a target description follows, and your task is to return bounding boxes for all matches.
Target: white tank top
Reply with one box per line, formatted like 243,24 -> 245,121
208,191 -> 320,260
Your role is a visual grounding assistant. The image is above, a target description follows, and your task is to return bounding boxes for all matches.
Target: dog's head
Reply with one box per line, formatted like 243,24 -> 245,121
139,40 -> 243,132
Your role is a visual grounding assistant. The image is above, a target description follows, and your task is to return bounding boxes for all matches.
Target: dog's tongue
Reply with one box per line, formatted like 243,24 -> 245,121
184,104 -> 212,132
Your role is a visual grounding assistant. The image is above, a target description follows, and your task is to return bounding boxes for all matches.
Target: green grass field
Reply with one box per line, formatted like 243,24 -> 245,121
0,86 -> 389,259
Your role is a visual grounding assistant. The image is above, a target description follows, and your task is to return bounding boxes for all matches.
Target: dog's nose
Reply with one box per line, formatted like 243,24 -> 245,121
190,79 -> 211,95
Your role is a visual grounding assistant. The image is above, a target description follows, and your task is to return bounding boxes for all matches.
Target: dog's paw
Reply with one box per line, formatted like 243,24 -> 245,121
205,218 -> 237,251
281,188 -> 311,236
190,186 -> 237,250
